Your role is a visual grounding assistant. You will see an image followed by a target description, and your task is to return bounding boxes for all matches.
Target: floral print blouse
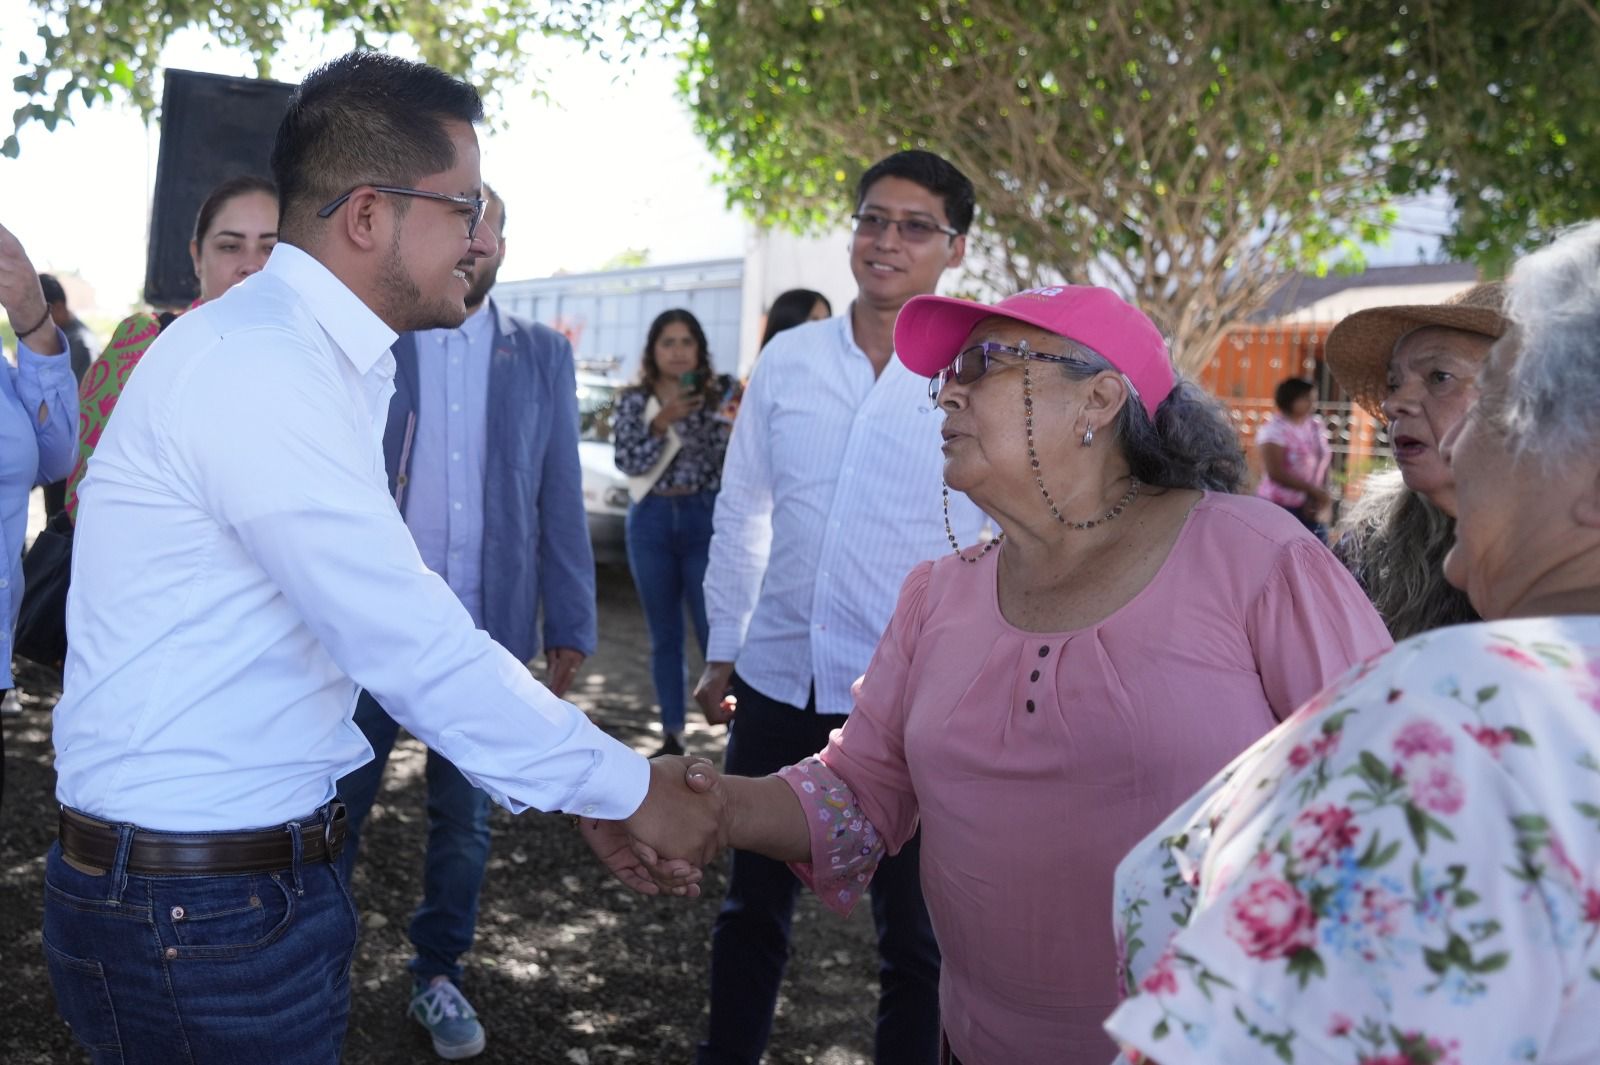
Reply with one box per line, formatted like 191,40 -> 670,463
1107,618 -> 1600,1065
611,378 -> 732,495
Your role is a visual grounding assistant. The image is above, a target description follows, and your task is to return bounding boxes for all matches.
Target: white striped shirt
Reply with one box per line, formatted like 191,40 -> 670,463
705,311 -> 987,715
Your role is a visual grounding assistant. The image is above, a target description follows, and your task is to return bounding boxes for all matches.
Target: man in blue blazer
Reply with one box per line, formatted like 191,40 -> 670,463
337,185 -> 597,1060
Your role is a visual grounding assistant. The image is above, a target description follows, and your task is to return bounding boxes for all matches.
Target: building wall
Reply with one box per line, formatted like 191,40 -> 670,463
736,226 -> 858,373
1199,322 -> 1388,502
491,259 -> 745,379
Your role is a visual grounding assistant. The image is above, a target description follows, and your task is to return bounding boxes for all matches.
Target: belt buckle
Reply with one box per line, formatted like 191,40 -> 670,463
324,798 -> 346,856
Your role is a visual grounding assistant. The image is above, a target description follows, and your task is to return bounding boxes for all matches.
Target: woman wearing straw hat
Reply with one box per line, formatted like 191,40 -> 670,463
1324,282 -> 1506,639
617,285 -> 1391,1063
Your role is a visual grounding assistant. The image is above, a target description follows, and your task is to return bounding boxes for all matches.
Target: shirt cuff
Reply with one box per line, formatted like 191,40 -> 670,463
560,735 -> 651,820
18,327 -> 74,375
705,621 -> 744,664
777,757 -> 885,917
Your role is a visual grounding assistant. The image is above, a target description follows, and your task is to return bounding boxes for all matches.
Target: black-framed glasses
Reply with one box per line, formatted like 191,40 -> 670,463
317,185 -> 488,240
928,340 -> 1091,402
850,211 -> 960,245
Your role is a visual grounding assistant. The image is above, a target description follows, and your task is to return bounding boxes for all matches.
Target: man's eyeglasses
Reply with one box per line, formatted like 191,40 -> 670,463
851,212 -> 960,245
317,185 -> 488,240
928,340 -> 1092,402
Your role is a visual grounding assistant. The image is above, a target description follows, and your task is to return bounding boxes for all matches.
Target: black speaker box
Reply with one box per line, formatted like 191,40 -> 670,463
144,69 -> 294,307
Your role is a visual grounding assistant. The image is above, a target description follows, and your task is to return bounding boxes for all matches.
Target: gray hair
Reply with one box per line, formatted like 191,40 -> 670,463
1501,220 -> 1600,463
1332,467 -> 1478,640
1055,344 -> 1246,492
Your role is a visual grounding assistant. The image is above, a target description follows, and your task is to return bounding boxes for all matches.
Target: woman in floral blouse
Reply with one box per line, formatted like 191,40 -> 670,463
612,308 -> 732,756
1107,222 -> 1600,1064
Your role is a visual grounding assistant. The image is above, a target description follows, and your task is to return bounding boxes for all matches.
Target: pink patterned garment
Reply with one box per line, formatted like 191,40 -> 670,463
1107,619 -> 1600,1065
64,311 -> 163,520
776,493 -> 1391,1064
1255,413 -> 1331,509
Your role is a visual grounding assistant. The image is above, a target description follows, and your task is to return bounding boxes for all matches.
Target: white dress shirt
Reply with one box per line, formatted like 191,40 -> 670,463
56,244 -> 647,831
705,311 -> 987,715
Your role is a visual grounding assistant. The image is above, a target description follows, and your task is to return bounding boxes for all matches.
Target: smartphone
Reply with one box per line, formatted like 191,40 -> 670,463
679,370 -> 704,392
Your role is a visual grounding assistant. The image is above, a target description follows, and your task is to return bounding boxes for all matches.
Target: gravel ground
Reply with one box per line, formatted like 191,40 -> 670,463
0,564 -> 878,1064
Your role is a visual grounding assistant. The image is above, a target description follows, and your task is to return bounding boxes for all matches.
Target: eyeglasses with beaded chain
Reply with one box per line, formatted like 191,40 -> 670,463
936,339 -> 1141,562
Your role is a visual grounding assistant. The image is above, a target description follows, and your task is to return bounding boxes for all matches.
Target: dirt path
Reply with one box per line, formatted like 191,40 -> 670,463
0,566 -> 878,1064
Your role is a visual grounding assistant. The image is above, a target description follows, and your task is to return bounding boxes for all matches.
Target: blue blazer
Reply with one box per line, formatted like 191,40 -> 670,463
381,300 -> 597,662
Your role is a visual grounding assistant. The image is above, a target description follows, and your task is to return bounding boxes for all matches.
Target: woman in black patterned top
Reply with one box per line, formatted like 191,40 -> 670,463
613,309 -> 732,755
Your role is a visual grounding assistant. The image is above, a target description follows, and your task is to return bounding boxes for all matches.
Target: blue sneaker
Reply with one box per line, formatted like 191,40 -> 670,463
407,978 -> 486,1060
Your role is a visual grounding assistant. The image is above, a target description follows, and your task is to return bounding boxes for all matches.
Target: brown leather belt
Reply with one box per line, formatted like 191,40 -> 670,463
58,801 -> 347,876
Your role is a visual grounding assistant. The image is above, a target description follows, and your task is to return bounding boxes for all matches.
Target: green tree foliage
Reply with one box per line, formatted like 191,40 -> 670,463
1270,0 -> 1600,274
612,0 -> 1600,368
12,1 -> 1599,366
4,0 -> 594,157
600,246 -> 652,269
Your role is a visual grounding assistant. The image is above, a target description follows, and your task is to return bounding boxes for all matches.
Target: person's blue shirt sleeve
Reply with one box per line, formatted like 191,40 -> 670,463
15,327 -> 77,483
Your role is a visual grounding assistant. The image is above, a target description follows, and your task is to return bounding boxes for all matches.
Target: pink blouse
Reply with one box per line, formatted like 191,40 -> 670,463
777,493 -> 1392,1064
1254,414 -> 1331,509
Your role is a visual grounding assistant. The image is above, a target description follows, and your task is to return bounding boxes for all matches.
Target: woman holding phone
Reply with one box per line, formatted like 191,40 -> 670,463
614,309 -> 732,755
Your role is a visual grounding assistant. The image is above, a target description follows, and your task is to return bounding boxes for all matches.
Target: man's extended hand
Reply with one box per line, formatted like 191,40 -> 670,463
693,661 -> 737,725
578,816 -> 702,897
545,647 -> 585,698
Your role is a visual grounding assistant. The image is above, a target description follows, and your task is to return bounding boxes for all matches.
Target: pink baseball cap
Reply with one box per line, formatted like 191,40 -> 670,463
894,285 -> 1177,420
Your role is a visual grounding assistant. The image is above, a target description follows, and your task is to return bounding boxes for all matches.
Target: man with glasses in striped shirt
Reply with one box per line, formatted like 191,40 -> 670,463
694,150 -> 987,1065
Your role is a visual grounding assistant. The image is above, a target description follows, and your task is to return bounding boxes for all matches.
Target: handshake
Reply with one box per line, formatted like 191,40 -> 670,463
577,754 -> 731,898
576,752 -> 808,897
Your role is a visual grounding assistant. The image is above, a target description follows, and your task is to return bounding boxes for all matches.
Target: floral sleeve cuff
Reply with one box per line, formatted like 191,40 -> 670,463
777,757 -> 886,917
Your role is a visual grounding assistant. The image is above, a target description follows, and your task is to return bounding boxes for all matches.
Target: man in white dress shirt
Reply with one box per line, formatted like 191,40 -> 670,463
43,52 -> 718,1065
692,151 -> 987,1065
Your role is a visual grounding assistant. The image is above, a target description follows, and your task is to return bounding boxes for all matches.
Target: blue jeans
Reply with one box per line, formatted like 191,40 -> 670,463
625,489 -> 715,734
336,690 -> 492,985
41,815 -> 359,1064
697,675 -> 942,1065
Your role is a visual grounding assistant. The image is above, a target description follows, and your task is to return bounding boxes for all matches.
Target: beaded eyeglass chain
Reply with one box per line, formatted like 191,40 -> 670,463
945,357 -> 1141,563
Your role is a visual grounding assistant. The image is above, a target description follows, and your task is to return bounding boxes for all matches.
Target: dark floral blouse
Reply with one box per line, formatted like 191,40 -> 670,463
612,377 -> 733,495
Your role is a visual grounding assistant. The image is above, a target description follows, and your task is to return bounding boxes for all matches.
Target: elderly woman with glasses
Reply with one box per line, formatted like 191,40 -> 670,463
624,285 -> 1391,1063
1106,223 -> 1600,1065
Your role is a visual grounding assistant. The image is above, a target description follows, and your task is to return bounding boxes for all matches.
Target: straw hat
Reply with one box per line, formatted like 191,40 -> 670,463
1324,282 -> 1508,419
